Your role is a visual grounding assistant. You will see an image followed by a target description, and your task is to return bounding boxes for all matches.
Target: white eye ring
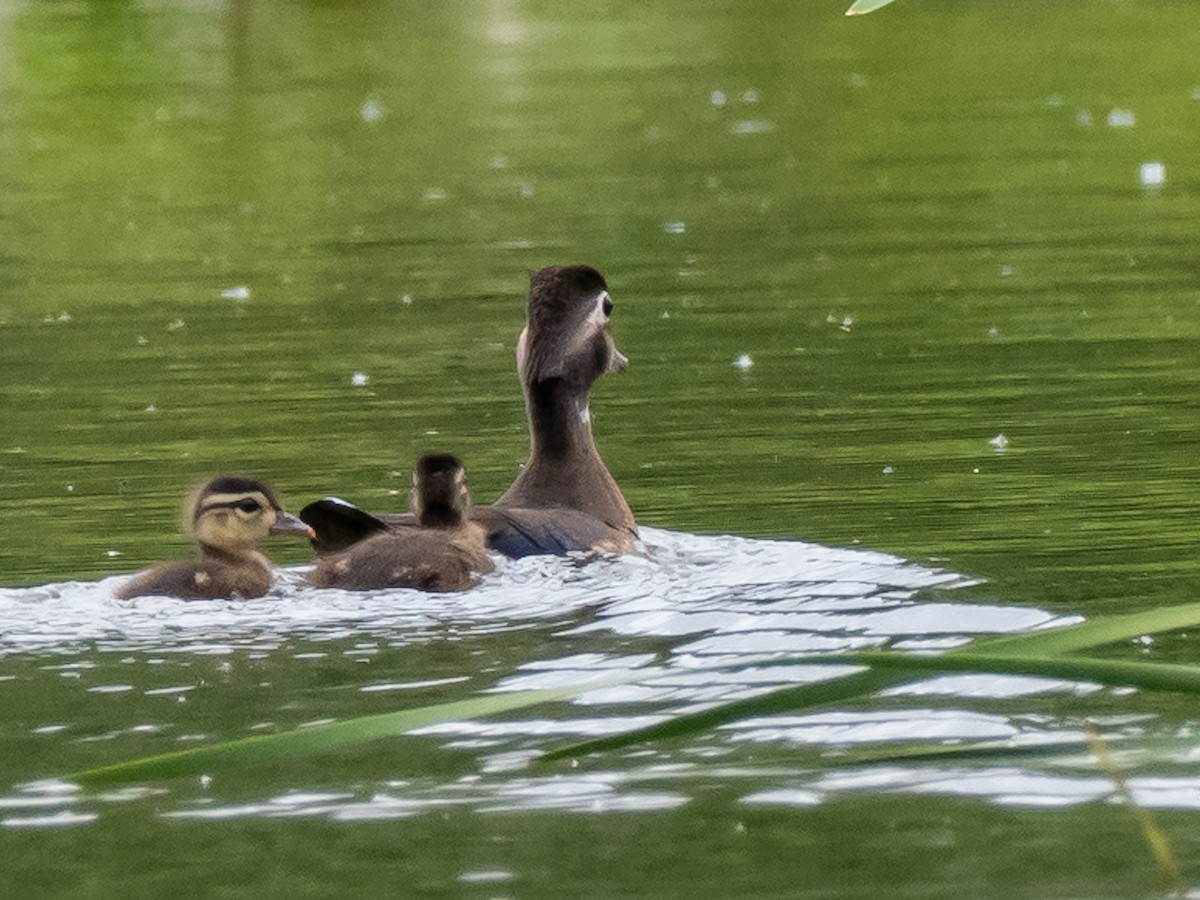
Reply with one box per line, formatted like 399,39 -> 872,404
589,290 -> 613,325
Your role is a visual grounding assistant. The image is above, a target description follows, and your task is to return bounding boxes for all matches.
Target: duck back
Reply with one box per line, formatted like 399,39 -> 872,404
309,525 -> 492,592
116,556 -> 273,601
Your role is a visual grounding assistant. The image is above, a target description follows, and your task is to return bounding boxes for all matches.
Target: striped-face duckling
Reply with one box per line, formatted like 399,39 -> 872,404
115,476 -> 315,601
309,454 -> 494,592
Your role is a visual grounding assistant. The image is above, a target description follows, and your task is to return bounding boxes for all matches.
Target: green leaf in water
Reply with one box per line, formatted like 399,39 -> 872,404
69,683 -> 596,785
542,649 -> 1200,762
841,650 -> 1200,693
545,603 -> 1200,761
840,735 -> 1122,767
63,601 -> 1200,779
840,732 -> 1200,768
541,667 -> 900,761
845,0 -> 900,16
958,600 -> 1200,658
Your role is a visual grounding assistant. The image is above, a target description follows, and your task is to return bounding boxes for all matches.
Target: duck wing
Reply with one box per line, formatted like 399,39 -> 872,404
473,506 -> 635,558
301,498 -> 634,559
299,497 -> 392,553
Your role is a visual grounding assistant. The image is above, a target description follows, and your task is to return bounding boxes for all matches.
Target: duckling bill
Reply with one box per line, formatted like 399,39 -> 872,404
115,476 -> 314,600
309,454 -> 494,592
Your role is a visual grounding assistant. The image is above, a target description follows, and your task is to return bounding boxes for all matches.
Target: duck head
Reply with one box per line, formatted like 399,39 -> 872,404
516,265 -> 628,391
186,476 -> 314,555
410,454 -> 470,529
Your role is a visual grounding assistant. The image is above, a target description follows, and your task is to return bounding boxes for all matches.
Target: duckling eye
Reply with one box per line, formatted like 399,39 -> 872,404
234,498 -> 262,514
601,293 -> 613,317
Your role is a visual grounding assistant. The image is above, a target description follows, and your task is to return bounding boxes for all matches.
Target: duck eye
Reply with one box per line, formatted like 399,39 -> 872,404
601,293 -> 613,317
235,498 -> 262,514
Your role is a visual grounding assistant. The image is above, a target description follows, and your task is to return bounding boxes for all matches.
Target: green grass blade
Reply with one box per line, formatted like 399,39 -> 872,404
543,644 -> 1200,761
541,667 -> 903,761
839,735 -> 1116,766
69,683 -> 597,785
67,601 -> 1200,777
554,599 -> 1200,760
841,733 -> 1200,771
845,0 -> 899,15
961,600 -> 1200,658
842,650 -> 1200,692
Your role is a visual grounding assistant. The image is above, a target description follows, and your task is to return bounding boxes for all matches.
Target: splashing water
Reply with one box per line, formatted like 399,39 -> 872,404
1,528 -> 1106,825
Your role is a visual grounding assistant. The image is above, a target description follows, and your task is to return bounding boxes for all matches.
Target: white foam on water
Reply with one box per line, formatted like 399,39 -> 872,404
3,527 -> 1123,822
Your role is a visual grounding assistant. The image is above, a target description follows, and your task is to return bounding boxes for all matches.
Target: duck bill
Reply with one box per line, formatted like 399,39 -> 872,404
271,510 -> 317,539
607,338 -> 630,374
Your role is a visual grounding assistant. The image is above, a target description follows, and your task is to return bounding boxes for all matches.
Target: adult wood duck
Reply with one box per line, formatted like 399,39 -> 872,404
308,454 -> 494,591
115,476 -> 315,600
302,264 -> 638,558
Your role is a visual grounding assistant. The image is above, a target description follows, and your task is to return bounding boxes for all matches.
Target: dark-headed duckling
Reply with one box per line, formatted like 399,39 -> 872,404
308,454 -> 494,592
115,476 -> 315,601
300,264 -> 637,558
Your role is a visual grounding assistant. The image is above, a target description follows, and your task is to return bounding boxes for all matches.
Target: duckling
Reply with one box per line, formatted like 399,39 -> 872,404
308,454 -> 494,592
300,264 -> 637,558
115,476 -> 315,601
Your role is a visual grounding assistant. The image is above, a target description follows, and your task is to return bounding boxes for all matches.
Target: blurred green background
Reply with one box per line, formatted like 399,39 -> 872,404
3,0 -> 1198,612
2,2 -> 1200,894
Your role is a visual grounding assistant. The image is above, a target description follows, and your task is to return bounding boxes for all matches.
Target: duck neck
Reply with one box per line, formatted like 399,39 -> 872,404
527,378 -> 597,461
502,377 -> 634,530
419,504 -> 465,530
199,543 -> 267,570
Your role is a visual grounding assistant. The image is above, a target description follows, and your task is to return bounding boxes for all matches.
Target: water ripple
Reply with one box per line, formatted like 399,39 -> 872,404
0,528 -> 1004,657
0,527 -> 1113,822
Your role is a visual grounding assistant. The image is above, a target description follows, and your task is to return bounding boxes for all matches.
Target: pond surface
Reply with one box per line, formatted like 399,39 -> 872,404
3,0 -> 1200,896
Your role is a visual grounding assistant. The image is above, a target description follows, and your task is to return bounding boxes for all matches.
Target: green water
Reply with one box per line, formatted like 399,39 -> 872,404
3,0 -> 1200,896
